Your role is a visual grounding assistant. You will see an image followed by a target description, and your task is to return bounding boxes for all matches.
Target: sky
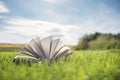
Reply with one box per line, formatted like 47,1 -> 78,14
0,0 -> 120,45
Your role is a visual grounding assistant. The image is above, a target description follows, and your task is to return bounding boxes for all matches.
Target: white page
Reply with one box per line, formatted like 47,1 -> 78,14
24,43 -> 40,58
50,39 -> 60,59
40,36 -> 52,59
34,37 -> 46,58
30,39 -> 44,58
53,47 -> 69,59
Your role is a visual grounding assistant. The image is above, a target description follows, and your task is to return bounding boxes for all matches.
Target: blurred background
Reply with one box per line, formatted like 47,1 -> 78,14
0,0 -> 120,51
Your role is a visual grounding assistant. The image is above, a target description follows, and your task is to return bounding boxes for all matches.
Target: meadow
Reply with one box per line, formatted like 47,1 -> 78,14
0,50 -> 120,80
0,43 -> 23,52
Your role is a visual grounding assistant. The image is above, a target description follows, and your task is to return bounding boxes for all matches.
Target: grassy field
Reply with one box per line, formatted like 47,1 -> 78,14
0,50 -> 120,80
0,43 -> 23,52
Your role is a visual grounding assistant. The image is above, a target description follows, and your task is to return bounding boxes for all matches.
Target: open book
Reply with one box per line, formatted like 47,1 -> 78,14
14,36 -> 72,63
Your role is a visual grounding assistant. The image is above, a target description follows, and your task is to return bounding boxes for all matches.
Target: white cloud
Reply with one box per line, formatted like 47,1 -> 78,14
0,1 -> 10,13
1,17 -> 79,45
1,15 -> 120,45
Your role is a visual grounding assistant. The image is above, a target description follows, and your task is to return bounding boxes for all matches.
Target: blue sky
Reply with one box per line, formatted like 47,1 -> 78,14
0,0 -> 120,45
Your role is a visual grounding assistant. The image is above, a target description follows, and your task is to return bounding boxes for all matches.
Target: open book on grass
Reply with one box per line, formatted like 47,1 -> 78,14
14,36 -> 72,63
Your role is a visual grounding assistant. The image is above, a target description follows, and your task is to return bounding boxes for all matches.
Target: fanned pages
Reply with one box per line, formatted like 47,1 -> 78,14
14,36 -> 72,63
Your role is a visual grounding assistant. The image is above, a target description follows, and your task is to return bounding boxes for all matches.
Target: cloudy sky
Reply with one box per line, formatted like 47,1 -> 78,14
0,0 -> 120,45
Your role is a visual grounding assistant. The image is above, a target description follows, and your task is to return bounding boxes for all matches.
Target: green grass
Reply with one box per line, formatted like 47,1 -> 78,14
0,50 -> 120,80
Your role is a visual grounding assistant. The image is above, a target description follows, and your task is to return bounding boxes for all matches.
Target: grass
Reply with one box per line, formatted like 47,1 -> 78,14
0,50 -> 120,80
